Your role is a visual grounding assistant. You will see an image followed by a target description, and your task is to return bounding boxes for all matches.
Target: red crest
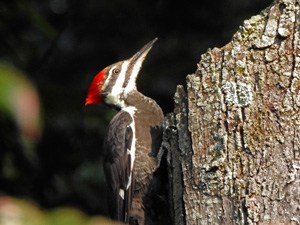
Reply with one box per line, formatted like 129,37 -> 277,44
85,69 -> 106,105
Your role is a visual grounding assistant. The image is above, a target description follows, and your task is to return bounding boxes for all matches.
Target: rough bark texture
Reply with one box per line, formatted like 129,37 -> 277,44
165,0 -> 300,224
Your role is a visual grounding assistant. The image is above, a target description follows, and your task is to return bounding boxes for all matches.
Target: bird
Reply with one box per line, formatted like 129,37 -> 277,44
85,38 -> 164,225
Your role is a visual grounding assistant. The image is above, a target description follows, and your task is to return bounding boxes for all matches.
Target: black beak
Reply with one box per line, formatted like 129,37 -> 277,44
130,38 -> 158,65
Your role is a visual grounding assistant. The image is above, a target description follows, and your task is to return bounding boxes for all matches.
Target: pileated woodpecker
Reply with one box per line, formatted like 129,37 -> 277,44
85,38 -> 164,224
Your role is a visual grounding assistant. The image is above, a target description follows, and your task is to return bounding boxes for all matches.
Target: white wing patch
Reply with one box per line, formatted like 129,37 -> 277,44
123,106 -> 137,190
119,189 -> 125,199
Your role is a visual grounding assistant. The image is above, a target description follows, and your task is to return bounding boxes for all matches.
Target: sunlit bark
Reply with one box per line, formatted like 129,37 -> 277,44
165,0 -> 300,224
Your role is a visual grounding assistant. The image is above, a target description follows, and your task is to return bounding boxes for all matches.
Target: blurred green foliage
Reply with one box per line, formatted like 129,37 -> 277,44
0,0 -> 273,220
0,63 -> 41,141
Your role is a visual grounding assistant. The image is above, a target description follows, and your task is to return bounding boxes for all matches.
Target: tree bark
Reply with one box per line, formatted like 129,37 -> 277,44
165,0 -> 300,224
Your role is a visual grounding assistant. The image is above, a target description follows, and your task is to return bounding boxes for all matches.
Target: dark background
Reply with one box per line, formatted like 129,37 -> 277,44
0,0 -> 273,217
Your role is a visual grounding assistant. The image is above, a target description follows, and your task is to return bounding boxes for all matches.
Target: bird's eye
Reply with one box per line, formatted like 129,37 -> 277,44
112,68 -> 120,75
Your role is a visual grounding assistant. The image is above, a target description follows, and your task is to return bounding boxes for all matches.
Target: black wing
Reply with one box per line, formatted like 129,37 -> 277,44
102,110 -> 134,223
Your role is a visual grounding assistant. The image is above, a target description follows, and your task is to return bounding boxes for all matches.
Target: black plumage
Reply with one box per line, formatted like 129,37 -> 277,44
103,110 -> 134,223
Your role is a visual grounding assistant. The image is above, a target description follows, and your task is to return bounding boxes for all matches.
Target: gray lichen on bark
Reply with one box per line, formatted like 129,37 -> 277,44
165,0 -> 300,224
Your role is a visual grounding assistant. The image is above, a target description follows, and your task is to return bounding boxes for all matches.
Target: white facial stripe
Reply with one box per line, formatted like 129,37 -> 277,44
111,61 -> 129,97
105,62 -> 129,107
124,59 -> 143,95
123,106 -> 136,190
102,65 -> 116,90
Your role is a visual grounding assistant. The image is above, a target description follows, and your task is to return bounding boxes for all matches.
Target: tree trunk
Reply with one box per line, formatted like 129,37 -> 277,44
164,0 -> 300,224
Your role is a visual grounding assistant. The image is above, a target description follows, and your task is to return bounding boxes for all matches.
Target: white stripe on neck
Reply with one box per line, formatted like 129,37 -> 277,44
124,60 -> 142,96
123,106 -> 137,190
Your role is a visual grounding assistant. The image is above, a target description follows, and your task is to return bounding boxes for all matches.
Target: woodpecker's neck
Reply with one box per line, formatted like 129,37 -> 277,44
125,90 -> 163,120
